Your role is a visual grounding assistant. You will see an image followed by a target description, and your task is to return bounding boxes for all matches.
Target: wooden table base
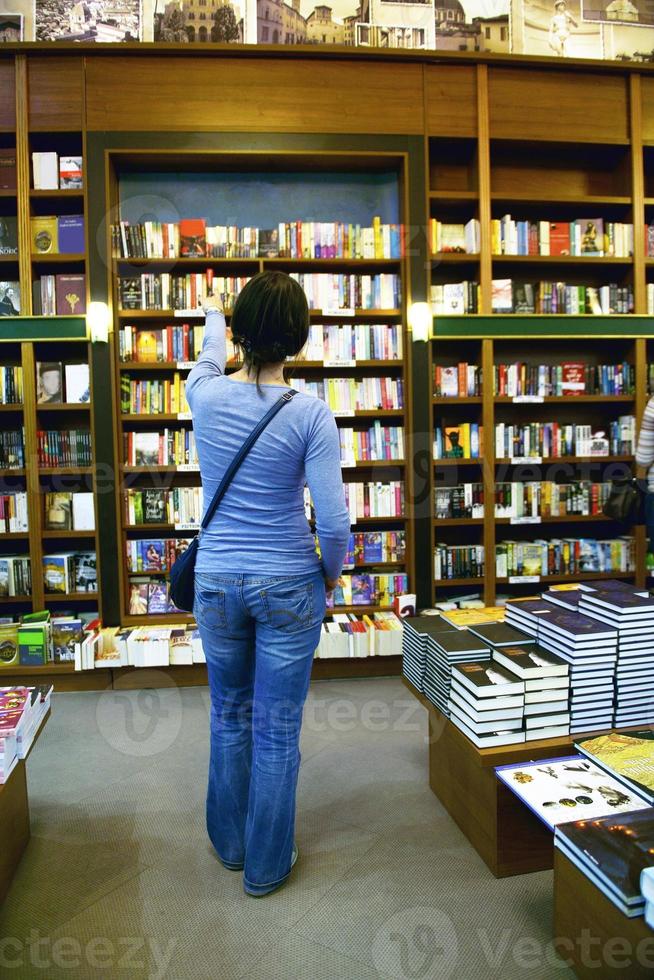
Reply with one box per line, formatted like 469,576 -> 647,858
554,849 -> 654,979
0,709 -> 50,906
403,680 -> 580,877
0,761 -> 30,905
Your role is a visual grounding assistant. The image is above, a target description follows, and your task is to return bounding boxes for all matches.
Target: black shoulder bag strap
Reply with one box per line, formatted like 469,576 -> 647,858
170,388 -> 297,613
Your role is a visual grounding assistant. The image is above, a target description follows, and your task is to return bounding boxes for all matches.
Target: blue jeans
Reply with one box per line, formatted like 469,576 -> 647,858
194,569 -> 326,896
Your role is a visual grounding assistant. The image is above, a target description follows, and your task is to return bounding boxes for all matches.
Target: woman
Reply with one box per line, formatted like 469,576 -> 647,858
186,271 -> 350,897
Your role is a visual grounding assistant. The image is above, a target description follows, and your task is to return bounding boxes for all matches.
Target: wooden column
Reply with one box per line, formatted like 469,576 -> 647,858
482,338 -> 496,604
630,74 -> 646,316
14,55 -> 31,316
476,64 -> 492,317
21,342 -> 44,611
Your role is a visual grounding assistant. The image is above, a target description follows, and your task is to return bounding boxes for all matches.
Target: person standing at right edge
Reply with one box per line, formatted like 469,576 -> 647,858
186,271 -> 351,897
636,395 -> 654,564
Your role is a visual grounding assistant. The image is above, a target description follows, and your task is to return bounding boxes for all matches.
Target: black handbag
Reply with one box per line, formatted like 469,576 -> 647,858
170,389 -> 296,613
602,476 -> 645,524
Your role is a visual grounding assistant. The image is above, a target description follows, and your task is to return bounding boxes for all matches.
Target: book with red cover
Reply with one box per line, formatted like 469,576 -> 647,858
549,222 -> 570,256
179,219 -> 206,258
561,362 -> 586,396
55,275 -> 86,315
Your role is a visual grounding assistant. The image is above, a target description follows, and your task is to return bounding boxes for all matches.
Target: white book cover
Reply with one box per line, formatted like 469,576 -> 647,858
72,493 -> 95,531
65,363 -> 90,404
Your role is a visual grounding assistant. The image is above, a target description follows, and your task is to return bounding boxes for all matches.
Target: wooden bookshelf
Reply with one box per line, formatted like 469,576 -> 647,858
430,333 -> 643,605
109,148 -> 414,636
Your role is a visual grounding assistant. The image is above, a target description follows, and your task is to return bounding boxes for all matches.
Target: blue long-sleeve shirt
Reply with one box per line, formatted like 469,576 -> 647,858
186,310 -> 351,580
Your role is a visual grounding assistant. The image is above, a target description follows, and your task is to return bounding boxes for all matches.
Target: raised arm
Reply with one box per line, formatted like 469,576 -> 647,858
636,397 -> 654,470
305,404 -> 351,583
186,308 -> 227,405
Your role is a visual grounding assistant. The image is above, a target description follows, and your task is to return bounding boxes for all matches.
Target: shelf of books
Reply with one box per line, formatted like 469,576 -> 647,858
0,334 -> 100,673
431,334 -> 646,607
108,151 -> 413,666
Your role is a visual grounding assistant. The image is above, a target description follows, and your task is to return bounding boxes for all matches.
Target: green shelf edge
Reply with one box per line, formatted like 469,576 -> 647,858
0,317 -> 88,341
432,316 -> 654,339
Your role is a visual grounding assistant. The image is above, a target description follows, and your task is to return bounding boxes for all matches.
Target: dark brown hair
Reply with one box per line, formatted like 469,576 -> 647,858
230,270 -> 310,388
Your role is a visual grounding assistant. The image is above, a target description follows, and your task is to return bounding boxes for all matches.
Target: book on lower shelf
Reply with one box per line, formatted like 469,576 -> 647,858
0,491 -> 28,533
491,279 -> 634,315
0,282 -> 21,317
0,557 -> 31,598
317,612 -> 403,659
44,492 -> 95,532
32,275 -> 86,316
42,552 -> 97,595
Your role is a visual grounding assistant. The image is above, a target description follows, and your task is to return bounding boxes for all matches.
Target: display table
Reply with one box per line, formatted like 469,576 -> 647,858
403,678 -> 580,877
554,849 -> 653,979
0,710 -> 50,905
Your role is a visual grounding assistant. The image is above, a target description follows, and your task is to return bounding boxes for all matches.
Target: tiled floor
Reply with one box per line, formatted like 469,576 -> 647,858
0,678 -> 568,979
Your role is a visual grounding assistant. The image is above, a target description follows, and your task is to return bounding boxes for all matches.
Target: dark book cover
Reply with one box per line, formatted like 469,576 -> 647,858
0,281 -> 20,316
544,609 -> 617,638
556,808 -> 654,905
0,216 -> 18,256
493,644 -> 569,678
143,490 -> 166,523
120,278 -> 143,310
453,660 -> 524,692
512,281 -> 535,314
0,150 -> 16,191
258,229 -> 279,257
57,215 -> 85,254
431,631 -> 492,656
55,275 -> 86,315
468,622 -> 535,648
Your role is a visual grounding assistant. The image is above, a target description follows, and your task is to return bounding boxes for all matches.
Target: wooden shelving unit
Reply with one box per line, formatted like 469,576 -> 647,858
428,108 -> 652,606
109,149 -> 414,637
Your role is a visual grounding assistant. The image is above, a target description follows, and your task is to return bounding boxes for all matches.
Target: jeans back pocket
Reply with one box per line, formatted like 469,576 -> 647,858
194,587 -> 227,631
260,581 -> 314,634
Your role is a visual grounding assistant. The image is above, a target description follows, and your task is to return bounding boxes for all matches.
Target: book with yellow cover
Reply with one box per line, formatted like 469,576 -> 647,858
440,606 -> 505,629
575,731 -> 654,805
31,216 -> 58,255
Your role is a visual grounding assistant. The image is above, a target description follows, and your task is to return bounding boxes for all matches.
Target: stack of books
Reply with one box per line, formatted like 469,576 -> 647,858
536,608 -> 618,735
504,597 -> 555,637
423,630 -> 491,716
448,661 -> 525,747
579,588 -> 654,729
401,615 -> 457,692
491,644 -> 570,740
555,809 -> 654,918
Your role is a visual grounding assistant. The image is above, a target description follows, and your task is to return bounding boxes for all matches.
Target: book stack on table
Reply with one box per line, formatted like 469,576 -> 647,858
578,588 -> 654,729
401,615 -> 457,693
448,659 -> 524,747
504,597 -> 555,637
491,644 -> 570,741
422,629 -> 491,717
534,607 -> 617,735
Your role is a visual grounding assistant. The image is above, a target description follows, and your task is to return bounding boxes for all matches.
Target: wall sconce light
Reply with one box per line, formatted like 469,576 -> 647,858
87,302 -> 111,344
408,302 -> 431,343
